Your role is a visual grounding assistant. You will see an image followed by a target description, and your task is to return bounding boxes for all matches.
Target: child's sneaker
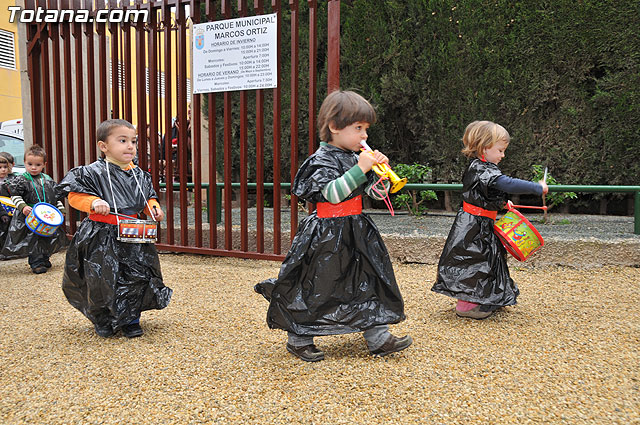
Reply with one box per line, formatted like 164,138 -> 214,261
122,322 -> 143,338
94,323 -> 114,337
286,343 -> 325,362
370,334 -> 413,357
455,305 -> 493,319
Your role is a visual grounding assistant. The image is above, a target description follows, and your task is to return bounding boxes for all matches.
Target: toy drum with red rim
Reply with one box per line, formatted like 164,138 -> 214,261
117,219 -> 157,243
25,202 -> 64,237
493,208 -> 544,261
0,196 -> 16,216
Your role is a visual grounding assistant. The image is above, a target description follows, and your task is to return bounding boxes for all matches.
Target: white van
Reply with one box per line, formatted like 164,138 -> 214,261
0,118 -> 24,137
0,130 -> 26,174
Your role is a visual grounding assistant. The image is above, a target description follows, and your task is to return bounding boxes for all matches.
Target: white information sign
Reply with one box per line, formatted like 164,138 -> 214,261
192,13 -> 277,94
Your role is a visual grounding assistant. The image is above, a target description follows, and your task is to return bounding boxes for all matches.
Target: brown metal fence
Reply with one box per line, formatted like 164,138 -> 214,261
23,0 -> 341,261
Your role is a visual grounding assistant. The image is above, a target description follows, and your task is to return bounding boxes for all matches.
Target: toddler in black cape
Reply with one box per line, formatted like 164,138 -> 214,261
432,121 -> 548,319
0,146 -> 66,271
57,119 -> 172,338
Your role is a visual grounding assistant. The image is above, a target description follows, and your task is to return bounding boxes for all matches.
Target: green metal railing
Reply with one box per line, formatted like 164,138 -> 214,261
160,182 -> 640,235
407,183 -> 640,235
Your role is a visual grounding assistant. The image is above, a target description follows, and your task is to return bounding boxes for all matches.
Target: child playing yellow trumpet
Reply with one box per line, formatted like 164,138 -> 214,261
255,90 -> 411,362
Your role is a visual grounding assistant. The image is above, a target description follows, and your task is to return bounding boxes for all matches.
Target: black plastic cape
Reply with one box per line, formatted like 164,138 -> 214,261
57,159 -> 172,330
432,159 -> 516,310
255,143 -> 405,336
0,174 -> 17,251
0,173 -> 67,260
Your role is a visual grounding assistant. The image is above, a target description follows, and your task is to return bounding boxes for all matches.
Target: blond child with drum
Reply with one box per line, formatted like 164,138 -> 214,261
57,119 -> 172,338
432,121 -> 548,319
0,145 -> 66,272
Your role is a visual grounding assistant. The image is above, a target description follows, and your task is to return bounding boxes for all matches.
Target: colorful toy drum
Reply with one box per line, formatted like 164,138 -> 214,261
493,207 -> 544,261
117,219 -> 157,243
25,202 -> 64,237
0,196 -> 16,216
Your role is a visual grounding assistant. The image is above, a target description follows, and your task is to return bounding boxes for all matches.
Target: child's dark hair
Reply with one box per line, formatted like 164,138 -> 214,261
96,119 -> 136,143
461,121 -> 510,158
25,145 -> 47,162
0,151 -> 15,164
317,90 -> 376,142
0,155 -> 8,165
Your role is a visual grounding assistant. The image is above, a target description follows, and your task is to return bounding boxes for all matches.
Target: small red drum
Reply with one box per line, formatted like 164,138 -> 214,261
117,219 -> 157,243
25,202 -> 64,237
493,208 -> 544,261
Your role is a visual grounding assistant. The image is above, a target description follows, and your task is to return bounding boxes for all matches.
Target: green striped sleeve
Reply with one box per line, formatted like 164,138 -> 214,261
321,165 -> 368,203
365,178 -> 391,201
11,195 -> 27,212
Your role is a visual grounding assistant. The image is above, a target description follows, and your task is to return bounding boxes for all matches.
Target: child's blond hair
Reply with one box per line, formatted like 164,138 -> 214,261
317,90 -> 376,142
461,121 -> 510,158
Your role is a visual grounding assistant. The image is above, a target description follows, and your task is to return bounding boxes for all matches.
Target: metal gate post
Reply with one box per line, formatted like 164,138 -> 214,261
327,0 -> 340,92
635,191 -> 640,235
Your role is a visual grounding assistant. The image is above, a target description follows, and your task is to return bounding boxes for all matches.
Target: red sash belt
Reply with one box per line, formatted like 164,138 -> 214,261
89,213 -> 136,225
462,201 -> 497,220
316,195 -> 362,218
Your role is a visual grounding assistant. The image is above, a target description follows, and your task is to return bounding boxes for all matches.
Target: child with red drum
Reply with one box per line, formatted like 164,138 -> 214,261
432,121 -> 548,319
57,119 -> 172,338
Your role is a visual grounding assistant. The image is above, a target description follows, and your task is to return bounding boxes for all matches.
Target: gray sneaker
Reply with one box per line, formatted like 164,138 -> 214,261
370,334 -> 413,357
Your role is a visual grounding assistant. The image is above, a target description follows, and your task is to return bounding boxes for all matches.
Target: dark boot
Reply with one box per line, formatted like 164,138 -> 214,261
122,322 -> 143,338
286,343 -> 325,362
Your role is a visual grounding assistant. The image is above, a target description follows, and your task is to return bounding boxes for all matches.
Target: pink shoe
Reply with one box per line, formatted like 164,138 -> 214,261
455,300 -> 493,319
456,306 -> 493,319
456,300 -> 479,312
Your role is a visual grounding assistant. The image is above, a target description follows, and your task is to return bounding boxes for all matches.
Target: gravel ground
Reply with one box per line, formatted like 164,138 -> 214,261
159,204 -> 640,267
1,253 -> 638,424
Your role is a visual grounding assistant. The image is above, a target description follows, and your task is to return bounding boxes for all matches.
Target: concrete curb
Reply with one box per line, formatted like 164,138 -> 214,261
382,234 -> 640,268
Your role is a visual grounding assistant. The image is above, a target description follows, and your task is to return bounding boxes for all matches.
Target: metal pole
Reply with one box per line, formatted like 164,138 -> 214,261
635,191 -> 640,235
327,0 -> 340,93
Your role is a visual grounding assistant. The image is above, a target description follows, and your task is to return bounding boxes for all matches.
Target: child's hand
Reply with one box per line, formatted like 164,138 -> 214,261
372,150 -> 389,165
0,215 -> 10,224
358,150 -> 387,173
538,180 -> 549,195
91,199 -> 110,215
22,206 -> 32,216
152,206 -> 165,221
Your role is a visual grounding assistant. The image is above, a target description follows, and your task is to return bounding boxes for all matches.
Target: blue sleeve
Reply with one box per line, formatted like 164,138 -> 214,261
494,175 -> 543,195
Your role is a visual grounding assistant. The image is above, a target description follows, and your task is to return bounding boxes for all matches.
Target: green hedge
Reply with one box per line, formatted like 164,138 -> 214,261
339,0 -> 640,187
203,1 -> 639,195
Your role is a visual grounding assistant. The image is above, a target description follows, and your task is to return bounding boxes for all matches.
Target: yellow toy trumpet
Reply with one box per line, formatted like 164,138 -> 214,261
360,140 -> 407,193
